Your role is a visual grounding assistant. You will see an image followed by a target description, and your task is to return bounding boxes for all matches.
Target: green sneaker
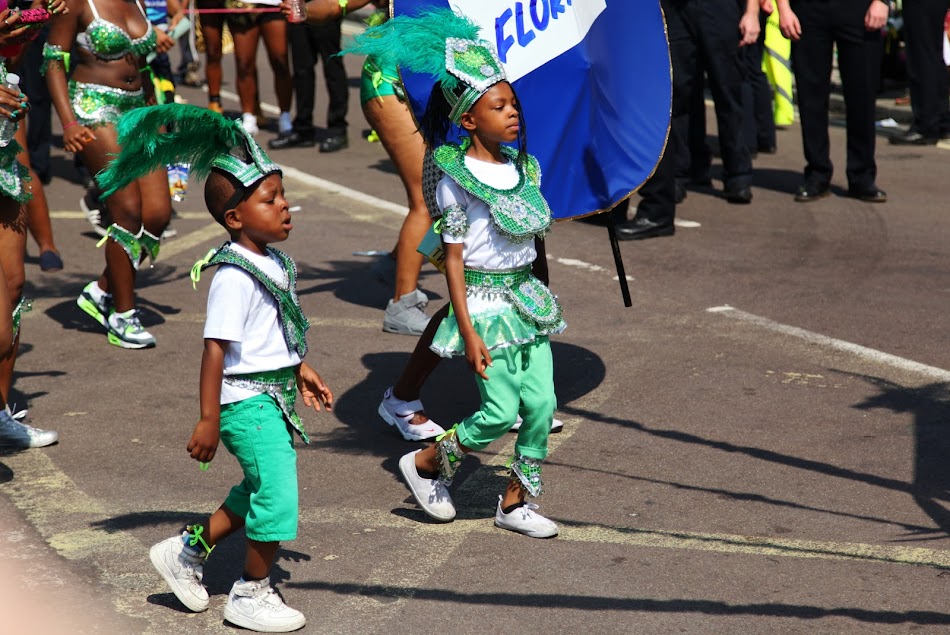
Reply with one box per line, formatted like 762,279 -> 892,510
76,282 -> 112,329
106,309 -> 156,349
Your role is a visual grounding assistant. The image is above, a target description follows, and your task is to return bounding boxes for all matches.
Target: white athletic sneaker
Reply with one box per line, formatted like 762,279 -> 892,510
241,112 -> 260,136
223,578 -> 306,633
106,309 -> 156,349
149,533 -> 209,612
509,415 -> 564,433
398,450 -> 456,522
383,289 -> 430,336
378,387 -> 445,441
493,495 -> 558,538
0,408 -> 58,449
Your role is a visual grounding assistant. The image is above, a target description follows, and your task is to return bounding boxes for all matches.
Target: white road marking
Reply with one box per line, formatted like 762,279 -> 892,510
675,219 -> 701,228
708,305 -> 950,381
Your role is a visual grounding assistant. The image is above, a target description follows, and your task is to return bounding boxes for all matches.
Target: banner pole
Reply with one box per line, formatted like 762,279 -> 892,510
606,214 -> 632,308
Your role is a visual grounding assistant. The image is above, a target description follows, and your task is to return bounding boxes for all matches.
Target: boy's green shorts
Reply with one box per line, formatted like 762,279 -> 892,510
220,394 -> 298,542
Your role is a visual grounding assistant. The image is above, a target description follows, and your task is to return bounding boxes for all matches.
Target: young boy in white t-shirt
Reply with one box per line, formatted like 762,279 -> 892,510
94,104 -> 333,633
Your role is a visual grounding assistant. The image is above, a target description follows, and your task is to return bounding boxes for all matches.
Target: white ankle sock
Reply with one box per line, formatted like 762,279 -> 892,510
278,111 -> 292,133
88,281 -> 109,302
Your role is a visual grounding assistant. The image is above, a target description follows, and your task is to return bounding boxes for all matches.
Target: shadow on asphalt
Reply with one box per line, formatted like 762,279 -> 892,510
849,372 -> 950,539
93,511 -> 310,597
282,578 -> 950,624
557,371 -> 950,541
294,259 -> 443,311
319,341 -> 605,459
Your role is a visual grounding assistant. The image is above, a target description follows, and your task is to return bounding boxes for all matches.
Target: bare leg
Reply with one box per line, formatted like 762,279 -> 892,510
243,540 -> 279,580
80,125 -> 142,313
201,17 -> 224,101
260,18 -> 293,113
232,25 -> 261,114
15,124 -> 59,258
361,96 -> 430,301
391,302 -> 447,417
0,195 -> 26,403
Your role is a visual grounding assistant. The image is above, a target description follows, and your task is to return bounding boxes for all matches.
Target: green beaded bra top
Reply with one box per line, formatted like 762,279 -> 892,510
77,0 -> 156,61
433,138 -> 552,244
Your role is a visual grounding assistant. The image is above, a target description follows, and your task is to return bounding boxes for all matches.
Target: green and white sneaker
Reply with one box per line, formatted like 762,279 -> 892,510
107,309 -> 156,349
76,282 -> 112,329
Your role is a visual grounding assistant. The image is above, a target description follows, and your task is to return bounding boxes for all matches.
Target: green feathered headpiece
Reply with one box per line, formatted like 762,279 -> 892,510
96,104 -> 281,199
343,8 -> 507,124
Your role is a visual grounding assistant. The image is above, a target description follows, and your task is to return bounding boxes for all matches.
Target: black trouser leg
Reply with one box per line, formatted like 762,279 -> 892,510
903,0 -> 950,138
791,0 -> 834,187
637,140 -> 677,225
741,13 -> 776,151
314,19 -> 348,137
665,0 -> 700,190
289,22 -> 317,135
833,1 -> 881,191
20,25 -> 52,179
692,0 -> 751,190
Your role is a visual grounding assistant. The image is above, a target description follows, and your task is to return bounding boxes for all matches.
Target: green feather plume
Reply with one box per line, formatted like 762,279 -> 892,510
96,104 -> 247,198
342,8 -> 481,92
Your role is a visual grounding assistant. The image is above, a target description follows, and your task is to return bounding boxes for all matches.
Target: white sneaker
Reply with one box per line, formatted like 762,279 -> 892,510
149,534 -> 209,612
509,415 -> 564,433
107,309 -> 156,349
383,289 -> 430,336
493,495 -> 558,538
223,578 -> 306,633
241,112 -> 260,136
0,408 -> 58,449
378,387 -> 445,441
398,450 -> 455,522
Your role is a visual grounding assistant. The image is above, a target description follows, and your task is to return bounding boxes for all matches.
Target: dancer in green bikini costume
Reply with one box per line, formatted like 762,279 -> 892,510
44,0 -> 174,348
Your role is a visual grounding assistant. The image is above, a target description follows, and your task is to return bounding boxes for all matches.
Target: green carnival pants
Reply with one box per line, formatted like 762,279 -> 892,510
456,336 -> 555,460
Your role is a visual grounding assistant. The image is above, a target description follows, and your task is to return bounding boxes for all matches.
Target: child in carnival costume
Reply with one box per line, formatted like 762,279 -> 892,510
345,9 -> 566,538
96,104 -> 333,632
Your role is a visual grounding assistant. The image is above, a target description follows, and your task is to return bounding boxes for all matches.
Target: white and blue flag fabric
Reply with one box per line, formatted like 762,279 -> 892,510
394,0 -> 671,220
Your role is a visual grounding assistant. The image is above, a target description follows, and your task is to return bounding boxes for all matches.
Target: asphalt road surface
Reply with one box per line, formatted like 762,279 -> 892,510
1,48 -> 948,635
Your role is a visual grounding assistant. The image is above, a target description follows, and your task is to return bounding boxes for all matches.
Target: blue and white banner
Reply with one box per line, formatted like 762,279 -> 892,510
394,0 -> 671,220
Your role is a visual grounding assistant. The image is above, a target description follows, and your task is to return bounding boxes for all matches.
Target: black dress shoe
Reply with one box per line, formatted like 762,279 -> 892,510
615,217 -> 675,241
848,186 -> 887,203
319,134 -> 349,153
794,183 -> 830,202
889,130 -> 937,146
268,130 -> 316,150
723,186 -> 752,204
757,143 -> 777,154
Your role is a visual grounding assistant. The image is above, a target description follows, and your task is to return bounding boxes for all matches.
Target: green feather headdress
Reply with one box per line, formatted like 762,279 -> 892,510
96,104 -> 281,199
343,8 -> 507,124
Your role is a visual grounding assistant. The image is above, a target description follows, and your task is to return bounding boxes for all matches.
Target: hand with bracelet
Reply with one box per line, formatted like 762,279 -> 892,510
61,118 -> 95,153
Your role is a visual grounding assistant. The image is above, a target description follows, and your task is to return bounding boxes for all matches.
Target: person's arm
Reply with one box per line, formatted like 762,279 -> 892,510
532,236 -> 549,286
774,0 -> 801,41
296,361 -> 333,412
864,0 -> 888,31
45,0 -> 96,153
278,0 -> 374,23
739,0 -> 760,46
443,241 -> 492,380
186,338 -> 227,463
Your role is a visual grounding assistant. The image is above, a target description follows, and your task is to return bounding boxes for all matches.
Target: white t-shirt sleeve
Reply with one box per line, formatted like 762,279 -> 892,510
203,266 -> 254,343
436,176 -> 469,244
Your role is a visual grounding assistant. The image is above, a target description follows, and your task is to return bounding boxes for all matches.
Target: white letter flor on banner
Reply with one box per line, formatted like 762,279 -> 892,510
394,0 -> 671,220
449,0 -> 607,82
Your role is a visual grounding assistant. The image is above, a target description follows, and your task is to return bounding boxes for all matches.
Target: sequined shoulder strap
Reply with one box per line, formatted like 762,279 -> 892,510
191,243 -> 310,357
